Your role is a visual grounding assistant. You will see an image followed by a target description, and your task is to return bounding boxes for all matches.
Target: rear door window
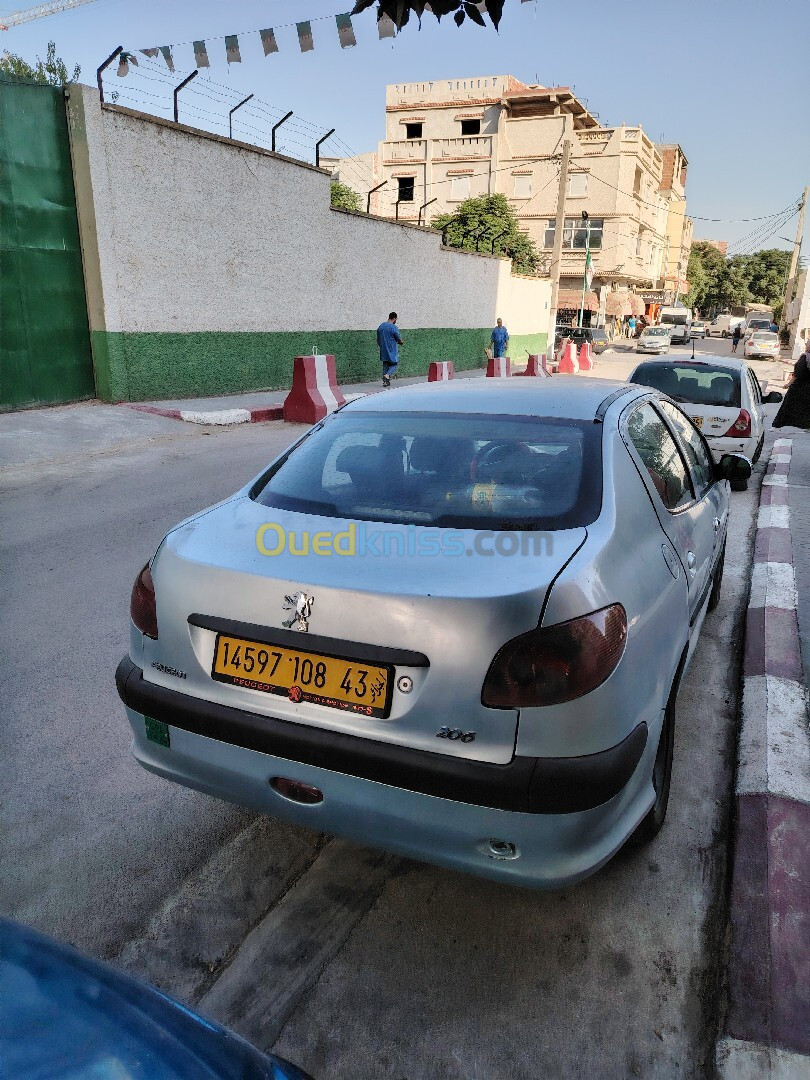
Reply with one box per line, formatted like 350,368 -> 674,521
626,402 -> 694,511
657,400 -> 715,498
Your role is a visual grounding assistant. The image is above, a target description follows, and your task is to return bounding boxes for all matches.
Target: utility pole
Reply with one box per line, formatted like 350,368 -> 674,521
547,137 -> 572,351
780,186 -> 808,333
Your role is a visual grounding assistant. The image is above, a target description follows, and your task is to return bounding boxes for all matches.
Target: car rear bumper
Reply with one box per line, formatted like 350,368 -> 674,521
117,657 -> 654,888
704,435 -> 758,462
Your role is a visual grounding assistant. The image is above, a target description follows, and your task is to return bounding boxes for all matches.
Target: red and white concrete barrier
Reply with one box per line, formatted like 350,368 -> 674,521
717,437 -> 810,1077
557,341 -> 579,375
428,361 -> 455,382
486,356 -> 511,378
519,354 -> 551,378
577,342 -> 593,372
283,354 -> 346,424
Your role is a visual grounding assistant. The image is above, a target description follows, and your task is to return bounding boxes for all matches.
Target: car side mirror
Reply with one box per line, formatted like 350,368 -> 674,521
763,391 -> 783,404
715,454 -> 752,483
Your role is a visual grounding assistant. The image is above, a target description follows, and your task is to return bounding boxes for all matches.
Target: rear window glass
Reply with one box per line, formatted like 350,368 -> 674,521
644,328 -> 671,337
630,363 -> 741,409
251,411 -> 602,530
751,332 -> 777,342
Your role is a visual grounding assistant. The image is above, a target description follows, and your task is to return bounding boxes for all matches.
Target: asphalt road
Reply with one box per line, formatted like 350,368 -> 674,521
0,343 -> 788,1078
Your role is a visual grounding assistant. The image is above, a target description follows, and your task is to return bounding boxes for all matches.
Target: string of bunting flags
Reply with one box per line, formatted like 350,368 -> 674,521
116,10 -> 400,76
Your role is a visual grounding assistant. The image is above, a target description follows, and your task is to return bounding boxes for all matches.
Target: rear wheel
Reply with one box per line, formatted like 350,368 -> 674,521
631,680 -> 676,845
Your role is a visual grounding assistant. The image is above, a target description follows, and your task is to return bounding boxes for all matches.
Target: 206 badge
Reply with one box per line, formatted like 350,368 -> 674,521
282,592 -> 314,632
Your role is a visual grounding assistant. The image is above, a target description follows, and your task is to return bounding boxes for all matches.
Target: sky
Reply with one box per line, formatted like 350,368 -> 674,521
2,0 -> 808,257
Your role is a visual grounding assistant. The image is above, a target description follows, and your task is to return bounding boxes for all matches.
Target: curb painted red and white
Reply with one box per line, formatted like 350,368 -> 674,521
717,437 -> 810,1078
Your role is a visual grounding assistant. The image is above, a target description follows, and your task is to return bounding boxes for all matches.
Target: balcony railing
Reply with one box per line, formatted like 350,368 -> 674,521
384,139 -> 427,162
434,136 -> 492,159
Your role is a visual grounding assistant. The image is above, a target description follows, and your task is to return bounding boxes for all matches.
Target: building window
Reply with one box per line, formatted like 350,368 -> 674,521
396,176 -> 415,202
405,122 -> 423,140
633,167 -> 642,198
544,217 -> 604,250
450,175 -> 471,201
636,234 -> 642,257
513,174 -> 531,199
460,118 -> 480,136
568,173 -> 588,197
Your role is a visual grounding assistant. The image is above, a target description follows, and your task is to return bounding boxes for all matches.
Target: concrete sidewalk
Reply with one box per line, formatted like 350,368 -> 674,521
717,430 -> 810,1078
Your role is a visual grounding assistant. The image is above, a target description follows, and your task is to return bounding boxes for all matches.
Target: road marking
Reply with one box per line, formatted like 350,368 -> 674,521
198,840 -> 397,1048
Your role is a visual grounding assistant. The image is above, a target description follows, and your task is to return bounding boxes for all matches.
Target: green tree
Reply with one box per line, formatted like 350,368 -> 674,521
330,180 -> 361,212
432,193 -> 540,274
0,41 -> 80,86
685,247 -> 707,312
744,249 -> 791,308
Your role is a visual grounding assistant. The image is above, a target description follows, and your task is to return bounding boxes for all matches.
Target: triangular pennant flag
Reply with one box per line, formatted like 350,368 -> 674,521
159,46 -> 175,73
141,48 -> 159,59
297,21 -> 314,53
193,40 -> 210,68
336,13 -> 357,48
378,14 -> 396,39
260,28 -> 279,55
225,35 -> 241,64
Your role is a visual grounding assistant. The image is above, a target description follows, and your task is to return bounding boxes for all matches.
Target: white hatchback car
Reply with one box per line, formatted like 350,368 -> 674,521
628,356 -> 783,488
744,331 -> 780,361
636,327 -> 672,354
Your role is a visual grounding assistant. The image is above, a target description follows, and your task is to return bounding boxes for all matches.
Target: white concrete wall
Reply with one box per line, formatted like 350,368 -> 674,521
68,83 -> 549,339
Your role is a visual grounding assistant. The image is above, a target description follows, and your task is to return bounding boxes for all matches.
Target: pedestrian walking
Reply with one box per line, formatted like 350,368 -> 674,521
489,318 -> 509,358
773,343 -> 810,429
377,311 -> 403,389
731,324 -> 742,354
628,315 -> 637,339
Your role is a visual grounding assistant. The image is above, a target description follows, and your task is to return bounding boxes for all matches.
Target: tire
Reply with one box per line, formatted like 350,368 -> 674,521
631,669 -> 678,845
707,542 -> 725,612
722,331 -> 728,339
752,435 -> 764,464
730,478 -> 748,492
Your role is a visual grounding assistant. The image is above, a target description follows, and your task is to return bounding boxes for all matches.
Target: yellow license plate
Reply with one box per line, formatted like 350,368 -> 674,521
691,416 -> 703,428
212,634 -> 391,718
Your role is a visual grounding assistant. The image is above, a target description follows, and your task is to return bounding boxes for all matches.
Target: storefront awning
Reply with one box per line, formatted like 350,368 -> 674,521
557,289 -> 599,312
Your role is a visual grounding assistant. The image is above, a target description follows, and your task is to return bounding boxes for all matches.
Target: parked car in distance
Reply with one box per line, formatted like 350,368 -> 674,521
743,316 -> 775,339
0,919 -> 313,1080
117,378 -> 751,890
590,326 -> 610,353
628,356 -> 783,487
554,325 -> 604,354
636,327 -> 672,354
744,331 -> 780,360
690,321 -> 707,339
706,315 -> 744,338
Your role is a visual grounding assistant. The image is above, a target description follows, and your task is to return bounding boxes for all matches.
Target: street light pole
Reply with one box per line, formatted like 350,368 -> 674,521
780,185 -> 808,334
547,137 -> 572,351
577,212 -> 591,330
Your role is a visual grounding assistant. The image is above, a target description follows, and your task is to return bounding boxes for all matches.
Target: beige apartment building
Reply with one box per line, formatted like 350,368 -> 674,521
658,144 -> 693,300
325,75 -> 693,324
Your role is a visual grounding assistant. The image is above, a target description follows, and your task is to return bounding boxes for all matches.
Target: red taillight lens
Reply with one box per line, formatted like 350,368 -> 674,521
481,604 -> 627,709
130,563 -> 158,638
723,409 -> 751,438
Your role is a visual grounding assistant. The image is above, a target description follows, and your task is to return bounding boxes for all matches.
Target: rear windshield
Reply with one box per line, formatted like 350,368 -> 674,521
630,363 -> 741,408
251,411 -> 602,530
644,327 -> 671,337
751,332 -> 777,342
660,314 -> 688,326
748,319 -> 771,330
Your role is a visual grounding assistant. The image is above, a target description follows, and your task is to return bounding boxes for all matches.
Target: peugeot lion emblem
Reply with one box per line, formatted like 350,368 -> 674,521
282,592 -> 314,632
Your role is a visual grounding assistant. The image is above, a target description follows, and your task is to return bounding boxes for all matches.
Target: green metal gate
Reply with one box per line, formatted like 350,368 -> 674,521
0,79 -> 94,410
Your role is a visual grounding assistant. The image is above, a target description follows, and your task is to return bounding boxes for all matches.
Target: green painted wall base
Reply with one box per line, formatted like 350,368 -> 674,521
92,328 -> 548,402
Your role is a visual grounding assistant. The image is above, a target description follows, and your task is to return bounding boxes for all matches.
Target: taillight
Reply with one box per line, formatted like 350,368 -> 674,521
723,409 -> 751,438
130,563 -> 158,638
481,604 -> 627,709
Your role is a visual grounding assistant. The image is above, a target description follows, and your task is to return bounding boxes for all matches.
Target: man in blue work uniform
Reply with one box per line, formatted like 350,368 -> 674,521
490,318 -> 509,358
377,311 -> 403,388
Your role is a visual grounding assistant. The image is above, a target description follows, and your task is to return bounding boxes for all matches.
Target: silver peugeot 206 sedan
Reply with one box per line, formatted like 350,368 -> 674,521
116,379 -> 750,889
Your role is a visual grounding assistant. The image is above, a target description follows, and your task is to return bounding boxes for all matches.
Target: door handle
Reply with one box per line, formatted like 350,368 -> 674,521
687,551 -> 696,571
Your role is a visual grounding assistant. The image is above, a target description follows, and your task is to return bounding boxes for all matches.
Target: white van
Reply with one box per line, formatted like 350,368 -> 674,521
659,305 -> 692,344
707,314 -> 744,338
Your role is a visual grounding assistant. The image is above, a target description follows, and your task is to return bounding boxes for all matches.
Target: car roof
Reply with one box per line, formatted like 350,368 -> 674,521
344,376 -> 644,420
630,353 -> 747,374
